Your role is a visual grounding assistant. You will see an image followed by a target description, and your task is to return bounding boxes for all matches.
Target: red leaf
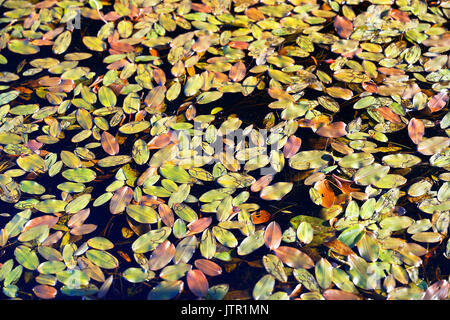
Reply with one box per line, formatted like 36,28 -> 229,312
408,118 -> 425,144
187,269 -> 209,297
194,259 -> 222,277
186,217 -> 212,236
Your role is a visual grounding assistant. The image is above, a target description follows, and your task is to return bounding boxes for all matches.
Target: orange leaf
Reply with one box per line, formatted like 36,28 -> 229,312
334,16 -> 353,39
316,122 -> 347,138
316,180 -> 336,208
251,210 -> 271,224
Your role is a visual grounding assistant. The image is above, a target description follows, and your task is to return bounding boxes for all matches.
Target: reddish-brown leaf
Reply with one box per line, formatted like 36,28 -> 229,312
33,285 -> 57,299
190,2 -> 212,13
264,221 -> 282,250
147,132 -> 172,149
324,239 -> 355,256
148,240 -> 176,271
362,81 -> 378,93
194,259 -> 222,277
334,16 -> 353,39
110,186 -> 134,214
109,41 -> 134,53
101,131 -> 119,156
251,175 -> 274,193
229,61 -> 246,82
68,209 -> 90,228
274,246 -> 315,269
422,280 -> 449,300
144,85 -> 166,110
187,269 -> 209,297
38,76 -> 61,87
152,68 -> 166,86
408,118 -> 425,145
378,67 -> 405,76
23,215 -> 58,232
283,135 -> 302,158
389,9 -> 411,23
245,7 -> 266,21
158,203 -> 175,227
332,175 -> 360,195
316,122 -> 347,138
228,41 -> 249,50
41,231 -> 63,247
375,107 -> 401,124
428,92 -> 448,113
187,217 -> 212,236
70,224 -> 97,236
324,289 -> 361,300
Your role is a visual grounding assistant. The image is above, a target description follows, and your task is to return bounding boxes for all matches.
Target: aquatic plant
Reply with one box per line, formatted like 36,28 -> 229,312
0,0 -> 448,300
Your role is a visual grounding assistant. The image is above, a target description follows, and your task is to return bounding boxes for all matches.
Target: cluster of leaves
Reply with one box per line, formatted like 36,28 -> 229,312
0,0 -> 449,300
